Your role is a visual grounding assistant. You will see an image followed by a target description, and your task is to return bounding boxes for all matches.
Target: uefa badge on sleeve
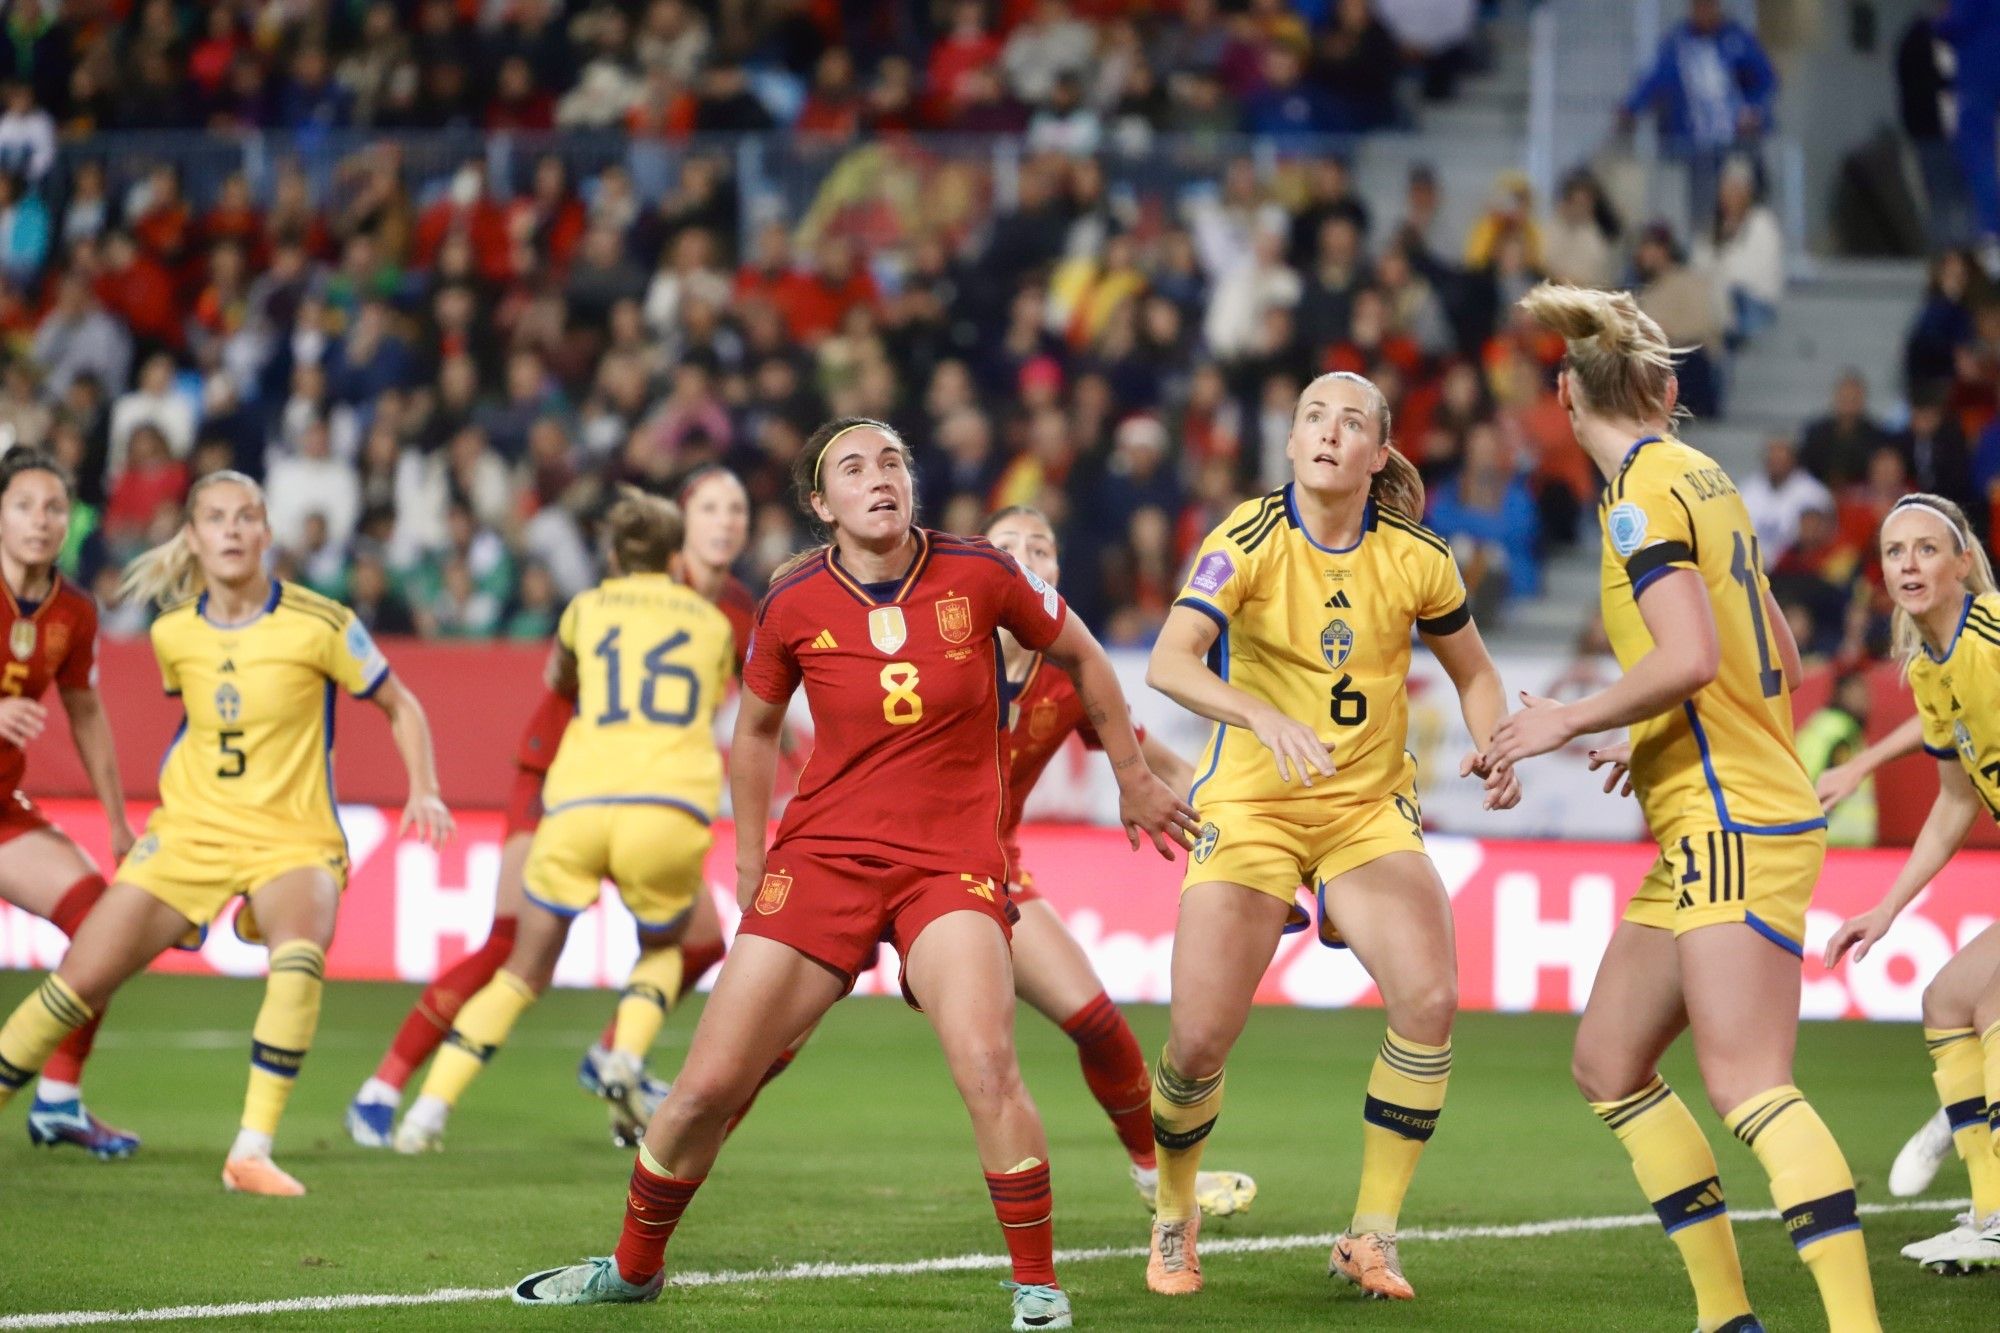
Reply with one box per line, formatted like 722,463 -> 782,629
1607,502 -> 1649,558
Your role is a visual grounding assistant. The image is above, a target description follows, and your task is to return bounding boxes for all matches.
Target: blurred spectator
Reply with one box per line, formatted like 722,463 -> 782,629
1899,2 -> 1973,249
1897,387 -> 1980,521
1692,157 -> 1783,347
349,548 -> 418,636
931,0 -> 1003,112
0,82 -> 55,183
1005,0 -> 1097,105
103,423 -> 187,553
1464,171 -> 1542,270
1904,247 -> 1977,392
1796,672 -> 1878,847
1312,0 -> 1403,131
1834,445 -> 1914,558
109,353 -> 194,472
1378,0 -> 1479,102
1543,171 -> 1620,289
0,171 -> 47,279
267,418 -> 362,552
1631,223 -> 1723,418
1241,41 -> 1339,140
1204,220 -> 1302,361
1028,73 -> 1103,155
1768,503 -> 1858,657
1938,0 -> 2000,265
1740,436 -> 1833,563
1799,369 -> 1893,489
1618,0 -> 1778,221
502,561 -> 563,640
1428,420 -> 1540,616
34,275 -> 131,400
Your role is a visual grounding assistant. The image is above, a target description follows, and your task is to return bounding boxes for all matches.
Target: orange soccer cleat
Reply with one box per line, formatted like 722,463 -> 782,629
222,1154 -> 307,1197
1146,1215 -> 1203,1295
1330,1230 -> 1414,1300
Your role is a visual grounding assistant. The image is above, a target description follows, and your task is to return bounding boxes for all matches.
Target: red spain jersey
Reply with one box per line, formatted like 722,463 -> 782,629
0,575 -> 99,794
998,655 -> 1148,882
743,529 -> 1068,877
513,574 -> 755,775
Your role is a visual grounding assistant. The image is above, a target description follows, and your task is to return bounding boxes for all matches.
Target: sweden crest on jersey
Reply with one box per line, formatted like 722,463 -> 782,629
1321,618 -> 1354,668
1955,719 -> 1976,763
215,682 -> 241,723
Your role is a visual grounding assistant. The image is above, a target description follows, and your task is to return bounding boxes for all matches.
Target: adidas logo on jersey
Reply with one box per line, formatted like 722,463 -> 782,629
219,659 -> 236,673
810,630 -> 838,649
1324,591 -> 1352,609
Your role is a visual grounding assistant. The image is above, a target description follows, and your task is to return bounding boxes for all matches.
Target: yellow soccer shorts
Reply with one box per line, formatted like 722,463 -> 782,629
1623,827 -> 1825,956
116,817 -> 349,945
523,800 -> 711,931
1185,782 -> 1427,940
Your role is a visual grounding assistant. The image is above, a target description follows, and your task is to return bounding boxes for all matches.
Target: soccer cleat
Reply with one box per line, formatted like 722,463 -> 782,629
511,1256 -> 664,1305
1130,1163 -> 1258,1217
1330,1230 -> 1415,1300
1145,1215 -> 1203,1295
221,1154 -> 306,1197
1902,1210 -> 1979,1263
1888,1109 -> 1954,1198
344,1094 -> 396,1149
576,1043 -> 614,1098
26,1098 -> 139,1160
1916,1212 -> 2000,1273
392,1099 -> 448,1155
1005,1281 -> 1072,1330
1706,1318 -> 1765,1333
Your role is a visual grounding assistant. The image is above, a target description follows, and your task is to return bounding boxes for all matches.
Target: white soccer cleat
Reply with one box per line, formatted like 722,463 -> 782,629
1889,1109 -> 1955,1198
1902,1210 -> 1980,1263
1129,1164 -> 1259,1217
1916,1212 -> 2000,1273
512,1256 -> 663,1305
391,1098 -> 448,1155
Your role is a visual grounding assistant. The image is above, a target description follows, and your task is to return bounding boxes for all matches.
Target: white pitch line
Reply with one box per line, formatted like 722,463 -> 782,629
0,1197 -> 1966,1329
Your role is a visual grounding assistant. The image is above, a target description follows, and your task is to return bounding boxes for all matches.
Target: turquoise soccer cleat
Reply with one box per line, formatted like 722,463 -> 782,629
512,1256 -> 664,1306
27,1097 -> 139,1160
1006,1281 -> 1072,1330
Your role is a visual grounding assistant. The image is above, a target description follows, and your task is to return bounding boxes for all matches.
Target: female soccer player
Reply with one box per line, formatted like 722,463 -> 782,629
391,489 -> 736,1152
0,449 -> 140,1158
986,504 -> 1256,1217
1823,494 -> 2000,1273
1489,284 -> 1880,1332
511,418 -> 1194,1330
348,466 -> 753,1148
1143,370 -> 1517,1302
0,470 -> 453,1196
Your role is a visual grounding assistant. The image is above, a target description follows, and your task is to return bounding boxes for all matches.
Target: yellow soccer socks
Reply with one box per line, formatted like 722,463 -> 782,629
421,970 -> 538,1109
1150,1049 -> 1224,1223
1351,1030 -> 1450,1234
1592,1076 -> 1750,1331
1927,1028 -> 2000,1215
1725,1085 -> 1880,1333
612,945 -> 684,1059
0,976 -> 93,1109
241,941 -> 326,1140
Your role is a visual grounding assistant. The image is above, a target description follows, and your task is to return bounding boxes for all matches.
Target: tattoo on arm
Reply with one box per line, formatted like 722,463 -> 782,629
1113,753 -> 1141,771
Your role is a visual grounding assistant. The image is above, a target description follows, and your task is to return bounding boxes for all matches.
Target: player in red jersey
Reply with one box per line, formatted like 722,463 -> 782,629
0,450 -> 140,1159
986,505 -> 1257,1217
512,418 -> 1197,1328
346,467 -> 754,1146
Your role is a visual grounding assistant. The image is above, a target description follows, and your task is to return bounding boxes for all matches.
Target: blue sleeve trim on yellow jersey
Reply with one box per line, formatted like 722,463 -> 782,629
1416,603 -> 1471,636
542,795 -> 713,826
1174,596 -> 1227,632
1743,910 -> 1804,957
357,665 -> 390,699
1924,743 -> 1957,759
1682,700 -> 1827,835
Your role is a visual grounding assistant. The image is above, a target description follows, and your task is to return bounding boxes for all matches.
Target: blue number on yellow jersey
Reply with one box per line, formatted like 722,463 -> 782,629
1598,436 -> 1823,842
1910,591 -> 2000,821
1174,487 -> 1469,809
544,573 -> 734,821
151,582 -> 389,850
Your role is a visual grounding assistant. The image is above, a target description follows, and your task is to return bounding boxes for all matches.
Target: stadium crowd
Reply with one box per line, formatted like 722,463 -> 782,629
0,0 -> 1800,642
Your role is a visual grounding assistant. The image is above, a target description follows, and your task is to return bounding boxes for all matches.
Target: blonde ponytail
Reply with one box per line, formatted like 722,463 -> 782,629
1302,371 -> 1426,522
1885,493 -> 1998,673
118,470 -> 266,610
1519,282 -> 1689,425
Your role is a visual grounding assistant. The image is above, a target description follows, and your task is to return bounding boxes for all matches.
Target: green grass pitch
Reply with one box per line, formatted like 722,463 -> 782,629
1,972 -> 1991,1330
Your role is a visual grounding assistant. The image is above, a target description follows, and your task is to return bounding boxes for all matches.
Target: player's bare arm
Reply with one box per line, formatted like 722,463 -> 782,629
1138,732 -> 1194,795
59,684 -> 134,858
1818,713 -> 1923,811
1420,616 -> 1519,811
1043,609 -> 1198,856
1148,602 -> 1335,788
1824,758 -> 1981,968
370,674 -> 454,848
730,689 -> 786,906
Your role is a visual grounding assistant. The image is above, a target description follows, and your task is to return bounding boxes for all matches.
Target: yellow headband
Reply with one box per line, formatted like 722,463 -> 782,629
812,423 -> 875,490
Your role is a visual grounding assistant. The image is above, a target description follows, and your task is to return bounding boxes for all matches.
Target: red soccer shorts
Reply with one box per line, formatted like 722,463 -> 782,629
735,845 -> 1014,1008
503,769 -> 546,839
0,790 -> 51,848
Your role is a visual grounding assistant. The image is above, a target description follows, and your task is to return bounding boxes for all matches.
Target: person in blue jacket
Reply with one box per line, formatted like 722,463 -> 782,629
1939,0 -> 2000,265
1618,0 -> 1778,222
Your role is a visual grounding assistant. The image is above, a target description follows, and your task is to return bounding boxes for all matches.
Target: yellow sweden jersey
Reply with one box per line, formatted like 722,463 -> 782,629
1910,591 -> 2000,821
151,582 -> 389,849
1174,487 -> 1469,810
543,572 -> 734,821
1599,436 -> 1823,841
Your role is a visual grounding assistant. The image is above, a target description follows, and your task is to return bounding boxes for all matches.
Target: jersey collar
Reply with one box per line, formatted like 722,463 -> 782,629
1285,486 -> 1373,555
198,579 -> 282,629
1922,593 -> 1975,664
0,569 -> 59,622
1620,435 -> 1663,469
824,528 -> 932,607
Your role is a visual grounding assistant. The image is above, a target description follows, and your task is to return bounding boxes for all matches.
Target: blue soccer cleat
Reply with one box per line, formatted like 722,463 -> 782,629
1006,1281 -> 1072,1330
345,1093 -> 397,1148
576,1044 -> 611,1098
512,1256 -> 664,1305
26,1097 -> 139,1160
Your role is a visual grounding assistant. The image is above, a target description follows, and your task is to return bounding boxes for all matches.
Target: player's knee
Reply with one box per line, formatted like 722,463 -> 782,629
1922,974 -> 1971,1030
1165,1024 -> 1233,1081
658,1068 -> 740,1130
55,963 -> 115,1014
949,1042 -> 1027,1115
1389,978 -> 1456,1046
1570,1043 -> 1646,1105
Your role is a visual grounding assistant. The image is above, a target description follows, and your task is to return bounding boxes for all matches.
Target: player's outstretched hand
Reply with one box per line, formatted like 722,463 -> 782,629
1461,749 -> 1521,810
1815,758 -> 1866,813
1119,770 -> 1200,859
1587,741 -> 1634,797
108,818 -> 137,862
401,792 -> 455,848
1823,907 -> 1894,969
1247,704 -> 1335,788
0,697 -> 46,748
1486,692 -> 1575,776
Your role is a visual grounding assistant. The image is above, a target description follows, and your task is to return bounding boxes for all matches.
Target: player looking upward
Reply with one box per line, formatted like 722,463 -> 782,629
0,449 -> 139,1159
0,469 -> 453,1196
1490,284 -> 1880,1333
391,489 -> 733,1152
1824,494 -> 2000,1273
348,466 -> 752,1148
1144,371 -> 1517,1302
510,417 -> 1195,1331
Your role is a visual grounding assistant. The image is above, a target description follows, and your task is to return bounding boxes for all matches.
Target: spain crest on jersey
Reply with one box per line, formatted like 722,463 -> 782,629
868,606 -> 907,654
1321,618 -> 1354,669
43,622 -> 68,665
8,620 -> 33,660
1028,697 -> 1059,740
754,870 -> 792,916
935,595 -> 972,644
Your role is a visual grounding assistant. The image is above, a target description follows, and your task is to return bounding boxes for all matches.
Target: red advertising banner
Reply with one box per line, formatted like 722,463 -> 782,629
1,802 -> 1991,1021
